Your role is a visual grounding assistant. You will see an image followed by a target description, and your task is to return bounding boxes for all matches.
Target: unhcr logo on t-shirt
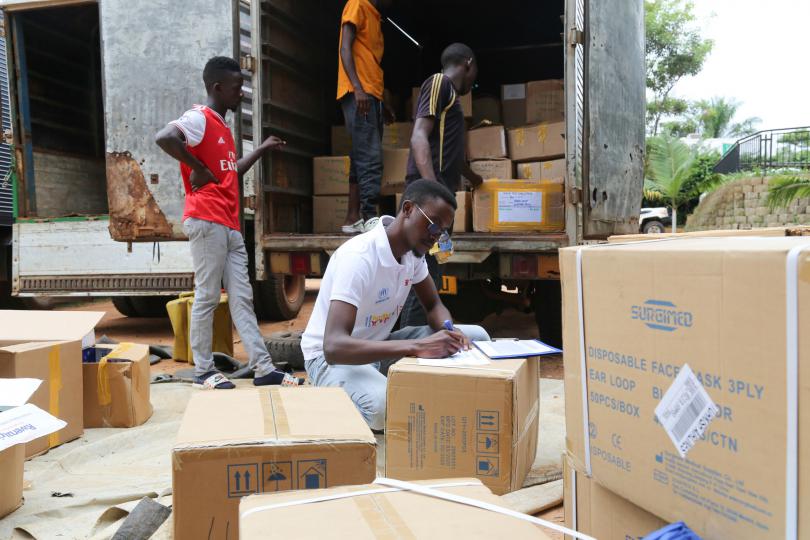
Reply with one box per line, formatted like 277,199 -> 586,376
375,287 -> 390,304
630,299 -> 693,332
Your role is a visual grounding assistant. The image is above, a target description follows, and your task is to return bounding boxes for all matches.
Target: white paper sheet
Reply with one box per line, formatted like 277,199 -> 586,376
418,349 -> 491,367
0,378 -> 43,407
474,340 -> 560,359
0,403 -> 67,452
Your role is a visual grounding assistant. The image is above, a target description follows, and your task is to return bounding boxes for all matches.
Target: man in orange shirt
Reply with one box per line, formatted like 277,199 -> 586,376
337,0 -> 394,234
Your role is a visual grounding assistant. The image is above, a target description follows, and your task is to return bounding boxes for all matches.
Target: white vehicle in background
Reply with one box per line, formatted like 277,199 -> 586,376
639,207 -> 672,234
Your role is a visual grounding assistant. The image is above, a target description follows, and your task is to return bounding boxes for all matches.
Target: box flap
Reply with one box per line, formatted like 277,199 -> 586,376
175,387 -> 375,448
0,378 -> 42,407
0,311 -> 104,343
391,357 -> 522,379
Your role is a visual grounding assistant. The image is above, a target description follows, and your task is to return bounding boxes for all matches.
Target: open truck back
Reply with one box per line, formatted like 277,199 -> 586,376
250,0 -> 644,344
1,0 -> 644,335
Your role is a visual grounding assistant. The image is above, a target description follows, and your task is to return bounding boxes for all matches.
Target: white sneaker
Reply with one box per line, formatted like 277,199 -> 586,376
341,219 -> 364,234
363,217 -> 381,232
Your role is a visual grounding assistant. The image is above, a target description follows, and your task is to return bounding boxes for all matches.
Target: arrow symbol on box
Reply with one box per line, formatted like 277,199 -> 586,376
234,471 -> 241,491
481,421 -> 495,426
244,470 -> 251,491
481,415 -> 495,420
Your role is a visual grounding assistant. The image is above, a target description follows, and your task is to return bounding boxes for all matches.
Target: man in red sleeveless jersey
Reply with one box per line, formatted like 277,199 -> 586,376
156,57 -> 301,389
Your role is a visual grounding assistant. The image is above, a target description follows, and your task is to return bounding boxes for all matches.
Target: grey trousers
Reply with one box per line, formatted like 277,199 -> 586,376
184,217 -> 274,377
304,324 -> 491,430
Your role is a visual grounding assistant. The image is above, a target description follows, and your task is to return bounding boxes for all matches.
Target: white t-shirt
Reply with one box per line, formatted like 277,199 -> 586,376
301,216 -> 429,360
169,105 -> 228,147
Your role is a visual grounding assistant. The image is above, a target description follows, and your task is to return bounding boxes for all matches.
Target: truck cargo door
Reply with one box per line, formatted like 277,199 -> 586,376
566,0 -> 645,239
99,0 -> 237,241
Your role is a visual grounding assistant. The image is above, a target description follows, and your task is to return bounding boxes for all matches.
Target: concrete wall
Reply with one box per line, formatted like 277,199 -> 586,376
686,176 -> 810,231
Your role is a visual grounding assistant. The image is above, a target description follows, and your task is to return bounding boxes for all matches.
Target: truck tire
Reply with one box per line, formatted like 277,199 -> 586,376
642,220 -> 665,234
254,274 -> 305,321
112,296 -> 140,317
440,280 -> 497,323
531,280 -> 562,349
264,331 -> 305,370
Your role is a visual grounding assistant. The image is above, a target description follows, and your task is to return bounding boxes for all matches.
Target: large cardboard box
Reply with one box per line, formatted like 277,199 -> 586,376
473,179 -> 564,233
382,121 -> 413,149
382,148 -> 409,196
526,80 -> 564,124
386,356 -> 539,495
0,310 -> 103,457
312,195 -> 348,233
0,378 -> 68,518
467,125 -> 507,160
240,478 -> 552,539
560,237 -> 810,540
516,158 -> 565,182
501,83 -> 526,127
563,454 -> 667,540
454,191 -> 472,233
412,87 -> 472,119
470,158 -> 512,180
508,122 -> 565,162
0,445 -> 24,518
330,125 -> 352,156
472,95 -> 502,125
313,156 -> 350,195
82,343 -> 153,428
172,387 -> 376,540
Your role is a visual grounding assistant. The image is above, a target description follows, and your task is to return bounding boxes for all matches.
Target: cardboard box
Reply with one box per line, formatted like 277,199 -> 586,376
412,87 -> 472,119
312,195 -> 348,233
0,377 -> 68,518
516,158 -> 565,182
564,453 -> 667,540
608,225 -> 810,244
526,80 -> 564,124
501,83 -> 526,127
473,179 -> 564,233
560,237 -> 810,540
330,125 -> 352,156
472,95 -> 502,125
0,445 -> 24,518
454,191 -> 472,233
385,355 -> 539,495
172,387 -> 376,540
0,310 -> 103,457
507,122 -> 565,162
82,343 -> 153,428
240,478 -> 552,539
467,125 -> 507,160
383,122 -> 413,149
469,159 -> 512,180
382,148 -> 410,196
313,156 -> 350,195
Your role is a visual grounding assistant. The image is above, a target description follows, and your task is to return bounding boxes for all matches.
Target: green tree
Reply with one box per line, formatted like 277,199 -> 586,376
645,136 -> 697,232
645,0 -> 713,135
695,97 -> 760,138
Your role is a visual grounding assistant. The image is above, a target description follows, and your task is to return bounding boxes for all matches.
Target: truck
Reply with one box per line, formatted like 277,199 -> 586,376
0,0 -> 645,347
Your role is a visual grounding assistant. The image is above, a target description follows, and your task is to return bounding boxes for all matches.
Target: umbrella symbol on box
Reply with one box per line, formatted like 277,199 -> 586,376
262,461 -> 292,492
268,467 -> 286,490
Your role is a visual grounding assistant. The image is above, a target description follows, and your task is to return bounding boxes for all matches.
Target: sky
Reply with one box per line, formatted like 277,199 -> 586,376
672,0 -> 810,131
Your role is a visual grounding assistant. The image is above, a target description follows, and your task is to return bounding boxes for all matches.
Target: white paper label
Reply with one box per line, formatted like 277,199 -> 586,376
502,84 -> 526,100
0,378 -> 43,408
498,192 -> 542,223
418,349 -> 490,367
0,403 -> 67,452
655,364 -> 719,458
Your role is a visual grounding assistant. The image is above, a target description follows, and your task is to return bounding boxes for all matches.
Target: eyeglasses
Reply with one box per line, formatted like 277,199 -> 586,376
413,203 -> 451,241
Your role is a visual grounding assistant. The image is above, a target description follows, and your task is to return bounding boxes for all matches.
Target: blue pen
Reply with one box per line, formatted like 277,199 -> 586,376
443,319 -> 455,331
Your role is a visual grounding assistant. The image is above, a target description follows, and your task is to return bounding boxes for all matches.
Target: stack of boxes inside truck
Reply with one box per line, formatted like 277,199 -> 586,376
315,79 -> 566,234
559,234 -> 810,540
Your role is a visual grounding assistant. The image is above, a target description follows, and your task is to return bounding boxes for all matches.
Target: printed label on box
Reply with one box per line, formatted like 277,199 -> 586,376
497,192 -> 543,223
654,363 -> 719,458
502,84 -> 525,100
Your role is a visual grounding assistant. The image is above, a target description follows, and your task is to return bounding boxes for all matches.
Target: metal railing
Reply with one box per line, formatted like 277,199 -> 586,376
714,126 -> 810,174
